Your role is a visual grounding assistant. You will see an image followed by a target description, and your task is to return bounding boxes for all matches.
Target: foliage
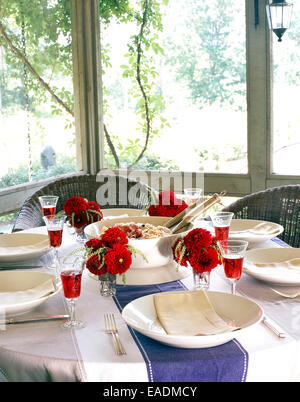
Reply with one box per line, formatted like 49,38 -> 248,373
101,0 -> 170,167
164,0 -> 246,110
0,154 -> 76,189
104,133 -> 178,170
0,0 -> 170,171
0,0 -> 73,115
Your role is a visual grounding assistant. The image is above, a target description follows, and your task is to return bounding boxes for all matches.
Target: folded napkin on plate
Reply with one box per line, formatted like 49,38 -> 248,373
0,278 -> 56,306
0,239 -> 49,256
245,258 -> 300,273
230,222 -> 279,236
154,290 -> 238,336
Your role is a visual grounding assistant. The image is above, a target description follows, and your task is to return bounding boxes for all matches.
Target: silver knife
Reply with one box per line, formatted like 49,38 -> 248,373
1,315 -> 69,325
262,317 -> 286,338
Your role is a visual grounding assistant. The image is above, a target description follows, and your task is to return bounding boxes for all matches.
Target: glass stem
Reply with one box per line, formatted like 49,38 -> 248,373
67,299 -> 76,323
53,248 -> 60,279
231,281 -> 236,295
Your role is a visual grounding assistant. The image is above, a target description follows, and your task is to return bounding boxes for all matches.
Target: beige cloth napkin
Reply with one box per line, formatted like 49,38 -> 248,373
154,290 -> 237,336
0,278 -> 56,306
231,222 -> 279,236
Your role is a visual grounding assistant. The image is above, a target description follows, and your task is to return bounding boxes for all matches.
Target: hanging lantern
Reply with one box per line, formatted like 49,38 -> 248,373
266,0 -> 293,42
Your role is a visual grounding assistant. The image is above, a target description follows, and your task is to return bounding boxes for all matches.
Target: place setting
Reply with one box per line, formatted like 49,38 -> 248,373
198,211 -> 284,247
0,187 -> 297,383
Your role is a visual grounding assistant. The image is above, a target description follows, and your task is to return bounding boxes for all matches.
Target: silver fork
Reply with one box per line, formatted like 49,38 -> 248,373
104,313 -> 126,355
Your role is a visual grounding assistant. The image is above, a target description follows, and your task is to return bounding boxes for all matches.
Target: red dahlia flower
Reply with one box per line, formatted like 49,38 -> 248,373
188,247 -> 219,274
64,196 -> 88,216
85,238 -> 104,251
104,244 -> 132,275
159,191 -> 178,205
101,227 -> 128,247
87,201 -> 103,223
148,190 -> 188,217
86,253 -> 106,275
172,238 -> 188,267
183,228 -> 213,251
72,211 -> 89,229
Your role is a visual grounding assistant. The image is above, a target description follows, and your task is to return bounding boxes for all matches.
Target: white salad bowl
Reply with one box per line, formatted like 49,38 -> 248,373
85,216 -> 193,269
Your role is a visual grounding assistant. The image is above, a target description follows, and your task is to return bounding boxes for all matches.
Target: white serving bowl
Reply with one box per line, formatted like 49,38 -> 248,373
85,216 -> 192,269
0,271 -> 61,317
101,208 -> 145,218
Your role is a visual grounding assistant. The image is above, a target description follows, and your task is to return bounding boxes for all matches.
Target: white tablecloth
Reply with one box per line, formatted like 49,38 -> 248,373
1,226 -> 300,382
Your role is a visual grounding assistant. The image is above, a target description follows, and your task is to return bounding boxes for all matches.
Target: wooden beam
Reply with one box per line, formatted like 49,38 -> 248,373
70,0 -> 104,174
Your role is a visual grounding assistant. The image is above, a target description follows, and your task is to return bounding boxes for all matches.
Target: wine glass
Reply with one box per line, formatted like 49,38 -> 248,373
59,258 -> 85,329
184,188 -> 203,205
43,214 -> 65,274
39,196 -> 59,217
211,212 -> 234,241
217,240 -> 248,295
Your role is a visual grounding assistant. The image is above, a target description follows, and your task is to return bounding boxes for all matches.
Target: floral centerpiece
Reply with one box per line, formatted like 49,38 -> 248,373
172,228 -> 221,289
64,196 -> 103,235
83,227 -> 147,296
148,190 -> 188,217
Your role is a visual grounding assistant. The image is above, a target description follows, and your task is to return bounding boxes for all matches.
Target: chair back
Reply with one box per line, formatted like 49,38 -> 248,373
12,173 -> 156,232
222,185 -> 300,247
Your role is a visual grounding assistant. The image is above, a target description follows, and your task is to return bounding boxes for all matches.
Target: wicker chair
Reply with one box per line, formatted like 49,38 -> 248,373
222,184 -> 300,247
12,173 -> 156,232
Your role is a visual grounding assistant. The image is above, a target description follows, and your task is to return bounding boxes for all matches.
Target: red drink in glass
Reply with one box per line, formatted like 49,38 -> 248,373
214,226 -> 230,241
60,270 -> 82,299
42,206 -> 56,216
48,228 -> 63,248
223,255 -> 244,280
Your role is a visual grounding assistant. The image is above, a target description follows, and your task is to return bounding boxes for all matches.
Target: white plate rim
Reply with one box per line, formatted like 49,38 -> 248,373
0,271 -> 61,310
122,291 -> 264,346
244,247 -> 300,286
0,233 -> 50,261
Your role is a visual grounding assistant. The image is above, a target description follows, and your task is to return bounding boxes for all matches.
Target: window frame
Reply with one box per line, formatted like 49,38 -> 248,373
1,0 -> 299,217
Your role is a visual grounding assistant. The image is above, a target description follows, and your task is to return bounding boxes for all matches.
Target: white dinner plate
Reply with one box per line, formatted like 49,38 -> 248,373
0,233 -> 50,263
228,219 -> 284,245
244,247 -> 300,286
122,291 -> 263,348
101,208 -> 145,218
0,271 -> 61,317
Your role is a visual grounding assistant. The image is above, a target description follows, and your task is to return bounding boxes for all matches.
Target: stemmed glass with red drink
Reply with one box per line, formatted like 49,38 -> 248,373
59,258 -> 85,329
39,196 -> 59,217
217,240 -> 248,295
211,212 -> 234,241
43,214 -> 65,272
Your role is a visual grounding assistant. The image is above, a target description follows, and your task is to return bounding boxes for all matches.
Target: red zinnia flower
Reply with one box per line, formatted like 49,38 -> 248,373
188,247 -> 219,274
85,238 -> 104,251
86,253 -> 106,275
101,227 -> 128,247
64,196 -> 88,216
183,228 -> 213,251
105,244 -> 132,275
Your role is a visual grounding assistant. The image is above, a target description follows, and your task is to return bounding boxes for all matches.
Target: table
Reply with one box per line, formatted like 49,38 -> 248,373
1,226 -> 300,382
